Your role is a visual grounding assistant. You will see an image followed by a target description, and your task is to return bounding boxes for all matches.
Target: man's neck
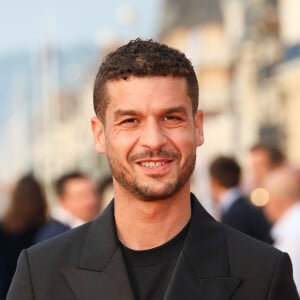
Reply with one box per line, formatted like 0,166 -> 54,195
114,187 -> 191,251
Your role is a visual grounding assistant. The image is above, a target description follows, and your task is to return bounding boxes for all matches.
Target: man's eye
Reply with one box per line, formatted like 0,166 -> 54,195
121,118 -> 138,124
163,115 -> 181,121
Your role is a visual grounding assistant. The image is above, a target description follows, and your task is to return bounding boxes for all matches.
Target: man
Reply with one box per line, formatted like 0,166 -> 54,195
247,143 -> 286,189
263,167 -> 300,294
7,39 -> 298,299
35,171 -> 100,242
209,155 -> 272,243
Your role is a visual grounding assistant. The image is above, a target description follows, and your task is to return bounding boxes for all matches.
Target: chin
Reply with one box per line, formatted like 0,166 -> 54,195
133,182 -> 184,202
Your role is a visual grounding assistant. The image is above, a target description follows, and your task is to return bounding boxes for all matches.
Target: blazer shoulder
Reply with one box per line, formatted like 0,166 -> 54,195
26,202 -> 115,269
223,224 -> 285,282
224,224 -> 280,260
223,225 -> 299,298
28,221 -> 91,264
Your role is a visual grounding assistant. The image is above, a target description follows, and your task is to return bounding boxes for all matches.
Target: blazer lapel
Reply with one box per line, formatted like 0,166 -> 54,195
164,195 -> 243,300
62,202 -> 135,300
61,195 -> 242,300
164,253 -> 242,300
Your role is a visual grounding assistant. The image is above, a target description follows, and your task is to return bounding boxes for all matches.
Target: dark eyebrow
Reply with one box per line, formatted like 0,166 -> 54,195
164,106 -> 188,115
114,109 -> 139,118
114,106 -> 188,119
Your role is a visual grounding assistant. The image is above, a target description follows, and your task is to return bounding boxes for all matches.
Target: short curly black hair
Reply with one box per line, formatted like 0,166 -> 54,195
93,38 -> 199,122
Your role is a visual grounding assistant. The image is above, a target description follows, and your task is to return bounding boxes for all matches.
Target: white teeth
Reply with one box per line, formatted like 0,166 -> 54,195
140,161 -> 166,168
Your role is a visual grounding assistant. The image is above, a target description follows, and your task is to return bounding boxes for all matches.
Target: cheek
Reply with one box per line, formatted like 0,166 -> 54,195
169,131 -> 196,158
176,129 -> 196,147
106,132 -> 138,159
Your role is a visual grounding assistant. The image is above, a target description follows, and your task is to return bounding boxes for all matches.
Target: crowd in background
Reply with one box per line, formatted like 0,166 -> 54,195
0,171 -> 113,299
207,143 -> 300,295
1,142 -> 300,298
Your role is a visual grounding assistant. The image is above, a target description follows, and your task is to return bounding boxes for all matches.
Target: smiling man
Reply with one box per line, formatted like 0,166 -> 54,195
7,39 -> 299,300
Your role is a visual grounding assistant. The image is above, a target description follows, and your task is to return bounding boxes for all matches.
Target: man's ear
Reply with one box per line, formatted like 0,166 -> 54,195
194,110 -> 204,147
91,117 -> 106,154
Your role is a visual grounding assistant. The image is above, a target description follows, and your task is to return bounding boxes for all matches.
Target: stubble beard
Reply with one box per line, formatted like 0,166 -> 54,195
106,149 -> 196,201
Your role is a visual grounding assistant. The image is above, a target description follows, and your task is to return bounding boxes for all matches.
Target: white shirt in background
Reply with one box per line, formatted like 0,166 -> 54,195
271,202 -> 300,294
51,205 -> 85,229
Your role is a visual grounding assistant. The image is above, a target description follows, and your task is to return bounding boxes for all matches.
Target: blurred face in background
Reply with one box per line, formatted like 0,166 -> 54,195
263,192 -> 282,225
209,177 -> 221,205
263,169 -> 300,224
61,177 -> 99,222
249,149 -> 272,187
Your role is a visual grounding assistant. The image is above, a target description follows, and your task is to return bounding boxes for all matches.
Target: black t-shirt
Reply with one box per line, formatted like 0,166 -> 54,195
121,222 -> 190,300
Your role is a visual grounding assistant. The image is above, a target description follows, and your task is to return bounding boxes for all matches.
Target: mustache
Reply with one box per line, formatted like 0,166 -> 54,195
129,149 -> 180,162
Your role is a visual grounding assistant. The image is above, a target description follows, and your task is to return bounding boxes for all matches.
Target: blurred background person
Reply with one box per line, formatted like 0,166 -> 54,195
209,155 -> 272,243
0,173 -> 48,300
96,174 -> 113,212
263,167 -> 300,294
246,143 -> 286,191
35,171 -> 100,243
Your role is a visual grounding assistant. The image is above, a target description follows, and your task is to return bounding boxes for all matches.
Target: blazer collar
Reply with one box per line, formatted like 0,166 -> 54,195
62,201 -> 135,300
62,195 -> 242,300
164,194 -> 243,299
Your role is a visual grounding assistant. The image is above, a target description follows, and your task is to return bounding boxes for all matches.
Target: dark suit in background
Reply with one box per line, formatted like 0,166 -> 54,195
209,156 -> 273,244
221,195 -> 273,244
34,220 -> 70,243
7,195 -> 299,300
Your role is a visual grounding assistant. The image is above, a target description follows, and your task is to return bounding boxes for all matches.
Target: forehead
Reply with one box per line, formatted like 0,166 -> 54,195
105,76 -> 191,111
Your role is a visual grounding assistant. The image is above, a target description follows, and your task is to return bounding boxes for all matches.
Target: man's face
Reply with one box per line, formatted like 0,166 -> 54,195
92,76 -> 203,201
61,178 -> 99,221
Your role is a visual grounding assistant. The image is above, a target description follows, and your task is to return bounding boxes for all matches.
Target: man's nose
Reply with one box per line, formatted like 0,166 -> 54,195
139,119 -> 167,150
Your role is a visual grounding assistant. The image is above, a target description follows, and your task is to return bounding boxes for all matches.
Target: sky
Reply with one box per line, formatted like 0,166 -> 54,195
0,0 -> 163,188
0,0 -> 162,54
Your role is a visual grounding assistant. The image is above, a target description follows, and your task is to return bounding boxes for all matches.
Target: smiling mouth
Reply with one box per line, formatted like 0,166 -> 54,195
139,161 -> 169,168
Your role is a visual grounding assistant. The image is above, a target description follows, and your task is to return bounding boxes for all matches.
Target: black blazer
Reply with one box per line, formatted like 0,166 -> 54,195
221,196 -> 273,244
0,224 -> 40,300
7,195 -> 299,300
